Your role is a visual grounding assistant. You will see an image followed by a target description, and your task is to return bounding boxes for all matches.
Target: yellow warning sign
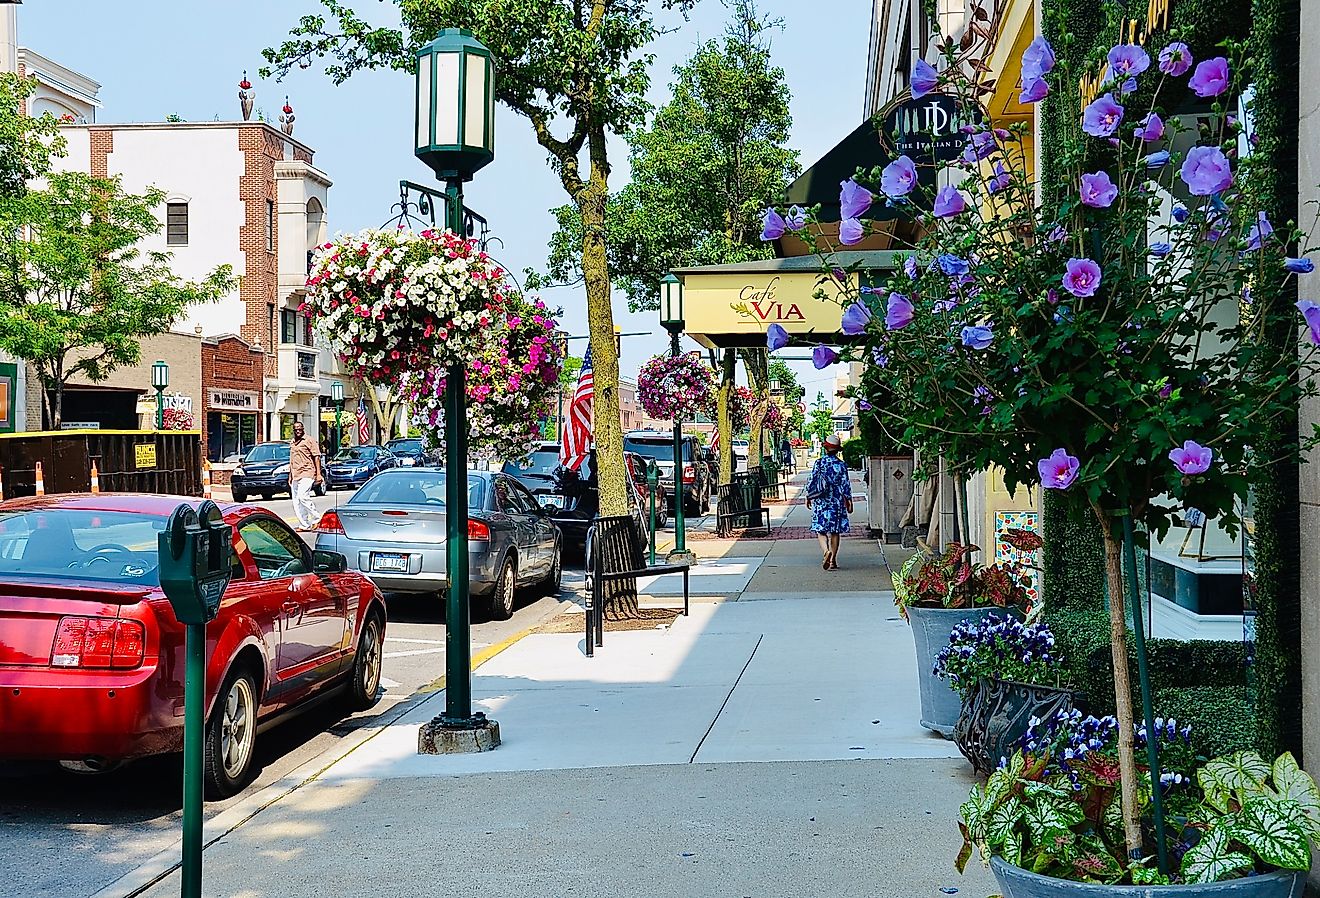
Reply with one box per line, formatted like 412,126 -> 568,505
134,444 -> 157,469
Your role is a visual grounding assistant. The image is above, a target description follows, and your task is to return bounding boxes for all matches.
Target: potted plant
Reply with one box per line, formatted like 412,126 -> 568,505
958,710 -> 1318,895
935,613 -> 1080,774
766,5 -> 1320,885
895,544 -> 1033,736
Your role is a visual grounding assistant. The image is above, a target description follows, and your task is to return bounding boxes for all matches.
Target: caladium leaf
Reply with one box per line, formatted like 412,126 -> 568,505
986,795 -> 1024,849
1023,794 -> 1083,846
1272,752 -> 1320,840
1232,798 -> 1313,870
1199,751 -> 1271,810
1181,823 -> 1254,884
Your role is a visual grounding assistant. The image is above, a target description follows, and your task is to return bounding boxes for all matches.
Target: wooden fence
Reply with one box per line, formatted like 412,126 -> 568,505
0,430 -> 202,499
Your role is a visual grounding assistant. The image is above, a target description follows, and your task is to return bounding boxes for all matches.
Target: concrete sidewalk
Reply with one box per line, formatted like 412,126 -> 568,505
131,468 -> 999,898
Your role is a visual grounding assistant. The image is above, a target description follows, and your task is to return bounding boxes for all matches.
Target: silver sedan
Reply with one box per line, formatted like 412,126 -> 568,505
312,468 -> 562,619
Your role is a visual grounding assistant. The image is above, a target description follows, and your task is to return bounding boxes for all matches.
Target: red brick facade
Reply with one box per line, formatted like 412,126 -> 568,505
237,127 -> 281,377
201,335 -> 265,469
89,128 -> 112,179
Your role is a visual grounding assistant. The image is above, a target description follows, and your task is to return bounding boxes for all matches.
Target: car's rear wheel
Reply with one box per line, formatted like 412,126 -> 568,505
488,556 -> 517,621
343,613 -> 384,711
204,667 -> 259,800
540,543 -> 563,596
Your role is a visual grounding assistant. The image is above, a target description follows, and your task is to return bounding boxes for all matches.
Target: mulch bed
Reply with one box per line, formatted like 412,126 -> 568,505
534,608 -> 681,634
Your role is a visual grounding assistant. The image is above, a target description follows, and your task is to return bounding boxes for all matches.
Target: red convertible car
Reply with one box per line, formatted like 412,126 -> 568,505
0,494 -> 387,798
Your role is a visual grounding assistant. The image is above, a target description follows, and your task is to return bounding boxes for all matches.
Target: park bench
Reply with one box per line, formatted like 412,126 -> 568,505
759,462 -> 788,502
715,470 -> 769,538
585,514 -> 690,657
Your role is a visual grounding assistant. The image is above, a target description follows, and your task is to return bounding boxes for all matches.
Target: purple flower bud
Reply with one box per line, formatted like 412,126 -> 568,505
840,179 -> 874,219
812,344 -> 838,369
933,185 -> 967,218
885,292 -> 915,329
766,323 -> 790,351
1134,112 -> 1164,142
761,208 -> 786,241
1286,257 -> 1315,274
911,59 -> 939,99
839,217 -> 865,246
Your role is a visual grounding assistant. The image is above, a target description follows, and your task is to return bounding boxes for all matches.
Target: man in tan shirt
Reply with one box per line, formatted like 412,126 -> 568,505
288,421 -> 323,531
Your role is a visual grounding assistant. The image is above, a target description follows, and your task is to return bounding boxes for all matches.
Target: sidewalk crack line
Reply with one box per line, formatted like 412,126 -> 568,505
689,633 -> 763,764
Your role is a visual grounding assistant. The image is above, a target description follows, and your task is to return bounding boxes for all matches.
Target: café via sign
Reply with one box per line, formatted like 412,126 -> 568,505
736,276 -> 806,323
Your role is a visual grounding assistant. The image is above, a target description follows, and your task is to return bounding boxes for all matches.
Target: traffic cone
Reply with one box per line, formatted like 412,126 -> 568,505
0,466 -> 6,501
202,461 -> 212,500
90,461 -> 100,494
34,461 -> 45,497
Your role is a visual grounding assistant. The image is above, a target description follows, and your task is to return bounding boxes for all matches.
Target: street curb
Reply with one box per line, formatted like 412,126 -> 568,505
89,622 -> 540,898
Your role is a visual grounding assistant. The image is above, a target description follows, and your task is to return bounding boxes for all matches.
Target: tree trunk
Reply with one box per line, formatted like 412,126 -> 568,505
44,377 -> 62,431
740,349 -> 768,469
717,349 -> 736,483
1097,507 -> 1143,858
580,126 -> 627,519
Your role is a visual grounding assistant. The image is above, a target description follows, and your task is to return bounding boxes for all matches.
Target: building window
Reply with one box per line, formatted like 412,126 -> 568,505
265,199 -> 275,252
280,309 -> 297,345
267,303 -> 276,350
297,351 -> 317,381
166,202 -> 189,245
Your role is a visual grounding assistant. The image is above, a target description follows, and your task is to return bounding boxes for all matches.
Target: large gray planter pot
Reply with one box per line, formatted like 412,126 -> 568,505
907,605 -> 1013,737
954,677 -> 1084,775
990,858 -> 1305,898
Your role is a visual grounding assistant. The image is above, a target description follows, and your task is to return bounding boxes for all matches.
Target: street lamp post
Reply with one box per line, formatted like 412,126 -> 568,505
331,381 -> 344,452
414,28 -> 498,745
151,360 -> 169,430
659,273 -> 694,563
768,376 -> 782,465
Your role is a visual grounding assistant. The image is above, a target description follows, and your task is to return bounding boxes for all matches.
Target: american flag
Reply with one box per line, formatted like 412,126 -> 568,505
561,345 -> 593,471
356,398 -> 371,444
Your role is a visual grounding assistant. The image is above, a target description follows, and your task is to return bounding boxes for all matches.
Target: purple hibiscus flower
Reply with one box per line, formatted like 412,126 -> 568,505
1134,112 -> 1164,142
1149,242 -> 1173,256
1080,170 -> 1119,208
885,292 -> 915,329
963,130 -> 998,163
1019,74 -> 1049,104
1083,94 -> 1124,137
903,256 -> 919,279
1169,440 -> 1213,475
1022,35 -> 1056,76
1062,258 -> 1103,297
1038,449 -> 1080,490
812,344 -> 838,369
1298,300 -> 1320,344
840,179 -> 874,219
1159,382 -> 1175,399
1189,57 -> 1230,98
785,205 -> 807,230
1107,44 -> 1150,79
1046,224 -> 1068,245
881,155 -> 918,198
933,185 -> 967,218
1180,146 -> 1233,196
1173,204 -> 1190,223
911,59 -> 939,99
1286,257 -> 1316,273
960,325 -> 994,350
766,323 -> 789,351
857,399 -> 873,412
839,218 -> 865,245
841,301 -> 873,335
937,254 -> 971,276
1246,212 -> 1274,251
988,162 -> 1011,193
1159,42 -> 1193,76
761,208 -> 787,241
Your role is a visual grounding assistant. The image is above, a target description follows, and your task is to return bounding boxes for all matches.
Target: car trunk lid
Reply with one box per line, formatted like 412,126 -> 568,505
0,581 -> 150,667
334,505 -> 449,544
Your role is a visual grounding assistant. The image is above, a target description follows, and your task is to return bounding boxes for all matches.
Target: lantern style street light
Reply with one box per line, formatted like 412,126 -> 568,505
769,377 -> 782,394
658,273 -> 693,562
151,360 -> 169,430
331,381 -> 344,452
415,28 -> 496,736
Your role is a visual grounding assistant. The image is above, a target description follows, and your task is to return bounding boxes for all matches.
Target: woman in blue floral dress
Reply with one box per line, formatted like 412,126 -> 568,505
806,434 -> 853,570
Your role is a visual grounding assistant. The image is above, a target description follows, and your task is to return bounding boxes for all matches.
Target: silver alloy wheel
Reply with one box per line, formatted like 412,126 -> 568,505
360,619 -> 383,697
220,676 -> 256,781
501,561 -> 516,615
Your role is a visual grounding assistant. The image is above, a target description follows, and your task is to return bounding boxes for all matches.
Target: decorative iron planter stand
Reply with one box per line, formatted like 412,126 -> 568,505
953,677 -> 1085,776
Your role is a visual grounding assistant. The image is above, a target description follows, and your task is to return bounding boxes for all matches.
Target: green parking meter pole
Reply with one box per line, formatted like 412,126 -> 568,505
158,501 -> 231,898
646,459 -> 658,565
443,177 -> 473,724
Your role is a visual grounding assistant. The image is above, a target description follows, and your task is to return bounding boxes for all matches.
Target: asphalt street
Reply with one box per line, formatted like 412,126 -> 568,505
0,488 -> 597,898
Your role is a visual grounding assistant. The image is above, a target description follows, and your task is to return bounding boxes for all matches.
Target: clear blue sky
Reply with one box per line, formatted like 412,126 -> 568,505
17,0 -> 870,394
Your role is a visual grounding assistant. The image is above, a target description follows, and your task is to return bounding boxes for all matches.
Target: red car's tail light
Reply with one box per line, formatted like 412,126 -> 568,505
50,617 -> 146,669
468,519 -> 491,540
316,511 -> 345,534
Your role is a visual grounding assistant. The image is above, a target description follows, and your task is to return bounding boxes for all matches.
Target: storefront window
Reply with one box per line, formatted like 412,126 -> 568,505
280,413 -> 300,440
207,412 -> 257,462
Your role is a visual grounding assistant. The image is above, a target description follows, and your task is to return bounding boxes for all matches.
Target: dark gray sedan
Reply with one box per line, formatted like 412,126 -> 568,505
312,468 -> 562,619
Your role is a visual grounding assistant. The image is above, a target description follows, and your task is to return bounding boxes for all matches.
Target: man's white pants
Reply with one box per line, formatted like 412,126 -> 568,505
292,477 -> 318,529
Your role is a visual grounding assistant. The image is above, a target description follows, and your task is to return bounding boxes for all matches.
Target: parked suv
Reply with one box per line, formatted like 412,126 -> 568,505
622,430 -> 711,515
385,437 -> 428,467
230,442 -> 325,502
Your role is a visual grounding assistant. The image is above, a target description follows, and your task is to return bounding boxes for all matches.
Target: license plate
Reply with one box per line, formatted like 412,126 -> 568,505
371,553 -> 409,573
538,494 -> 563,509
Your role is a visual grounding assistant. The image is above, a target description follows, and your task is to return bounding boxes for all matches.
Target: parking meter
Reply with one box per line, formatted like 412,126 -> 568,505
157,500 -> 232,898
645,460 -> 659,565
159,500 -> 232,625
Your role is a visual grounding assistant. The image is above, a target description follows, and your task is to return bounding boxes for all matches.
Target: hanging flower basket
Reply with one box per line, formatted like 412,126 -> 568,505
762,399 -> 786,431
304,227 -> 511,384
729,386 -> 753,432
405,292 -> 564,461
637,352 -> 715,421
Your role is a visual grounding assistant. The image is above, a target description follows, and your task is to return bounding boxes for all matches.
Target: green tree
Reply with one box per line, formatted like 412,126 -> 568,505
263,0 -> 696,523
545,355 -> 584,440
0,74 -> 63,201
0,171 -> 233,428
768,357 -> 804,433
805,407 -> 833,444
537,0 -> 798,312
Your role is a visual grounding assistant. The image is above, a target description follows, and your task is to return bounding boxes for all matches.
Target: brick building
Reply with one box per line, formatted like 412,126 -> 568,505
201,335 -> 266,463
